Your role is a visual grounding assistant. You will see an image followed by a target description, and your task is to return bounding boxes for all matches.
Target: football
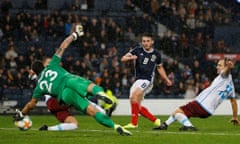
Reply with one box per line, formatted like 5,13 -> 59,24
14,116 -> 32,131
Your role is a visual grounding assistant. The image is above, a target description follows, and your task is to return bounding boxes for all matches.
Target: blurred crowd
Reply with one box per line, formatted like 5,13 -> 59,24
0,0 -> 240,102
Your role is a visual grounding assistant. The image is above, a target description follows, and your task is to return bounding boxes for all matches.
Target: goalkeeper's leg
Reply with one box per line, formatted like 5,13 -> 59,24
89,84 -> 113,104
89,101 -> 105,113
87,104 -> 132,136
62,88 -> 131,135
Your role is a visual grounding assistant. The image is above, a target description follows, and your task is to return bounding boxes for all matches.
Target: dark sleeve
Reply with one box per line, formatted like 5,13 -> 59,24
155,50 -> 162,65
129,46 -> 139,55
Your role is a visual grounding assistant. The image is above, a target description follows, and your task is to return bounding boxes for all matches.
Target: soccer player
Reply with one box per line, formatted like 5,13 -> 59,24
153,58 -> 240,131
28,56 -> 117,131
38,94 -> 106,131
39,95 -> 79,131
14,25 -> 132,136
121,33 -> 172,129
28,57 -> 109,131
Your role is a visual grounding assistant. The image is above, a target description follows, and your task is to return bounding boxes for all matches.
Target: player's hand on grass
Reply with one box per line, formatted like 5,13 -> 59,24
230,118 -> 240,126
13,109 -> 24,121
72,24 -> 84,40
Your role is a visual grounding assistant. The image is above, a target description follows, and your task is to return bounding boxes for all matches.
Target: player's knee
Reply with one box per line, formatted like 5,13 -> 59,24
173,108 -> 184,115
65,116 -> 78,125
86,104 -> 99,116
130,96 -> 141,103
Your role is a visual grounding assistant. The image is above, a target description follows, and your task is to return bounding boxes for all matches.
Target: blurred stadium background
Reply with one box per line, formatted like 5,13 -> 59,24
0,0 -> 240,114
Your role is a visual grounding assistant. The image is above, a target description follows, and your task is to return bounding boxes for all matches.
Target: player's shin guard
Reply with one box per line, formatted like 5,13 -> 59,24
165,115 -> 176,126
175,113 -> 193,127
94,112 -> 115,128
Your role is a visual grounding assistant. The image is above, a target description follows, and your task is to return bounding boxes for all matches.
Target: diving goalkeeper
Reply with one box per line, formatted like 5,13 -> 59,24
14,25 -> 131,136
28,57 -> 118,131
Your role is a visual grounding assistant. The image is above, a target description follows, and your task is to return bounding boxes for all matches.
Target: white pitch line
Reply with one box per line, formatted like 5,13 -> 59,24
77,129 -> 240,136
0,127 -> 39,131
143,130 -> 240,136
1,127 -> 240,136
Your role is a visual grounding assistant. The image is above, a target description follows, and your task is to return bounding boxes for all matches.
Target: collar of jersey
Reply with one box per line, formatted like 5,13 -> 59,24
142,47 -> 154,53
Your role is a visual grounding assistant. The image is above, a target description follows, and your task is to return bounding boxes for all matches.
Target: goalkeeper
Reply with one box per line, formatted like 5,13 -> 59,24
29,58 -> 117,131
14,25 -> 131,136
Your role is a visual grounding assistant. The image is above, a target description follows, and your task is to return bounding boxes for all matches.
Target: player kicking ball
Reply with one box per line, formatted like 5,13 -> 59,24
13,25 -> 132,136
153,58 -> 240,131
121,33 -> 172,129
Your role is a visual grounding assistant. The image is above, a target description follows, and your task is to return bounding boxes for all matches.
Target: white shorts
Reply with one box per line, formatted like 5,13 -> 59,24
130,79 -> 153,98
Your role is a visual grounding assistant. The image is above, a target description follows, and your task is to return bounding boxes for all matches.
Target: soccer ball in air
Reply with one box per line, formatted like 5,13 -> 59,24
14,116 -> 32,131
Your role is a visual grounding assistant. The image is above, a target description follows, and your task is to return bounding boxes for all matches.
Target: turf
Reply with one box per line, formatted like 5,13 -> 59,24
0,115 -> 240,144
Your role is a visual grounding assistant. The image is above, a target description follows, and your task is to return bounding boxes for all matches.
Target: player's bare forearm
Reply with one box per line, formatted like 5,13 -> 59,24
157,65 -> 172,86
22,98 -> 38,115
230,98 -> 238,118
230,98 -> 240,125
223,59 -> 234,75
55,35 -> 75,57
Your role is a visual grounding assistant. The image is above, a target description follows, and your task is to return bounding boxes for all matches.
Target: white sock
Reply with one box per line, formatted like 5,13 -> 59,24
89,101 -> 105,113
165,115 -> 176,126
48,123 -> 78,131
175,113 -> 193,127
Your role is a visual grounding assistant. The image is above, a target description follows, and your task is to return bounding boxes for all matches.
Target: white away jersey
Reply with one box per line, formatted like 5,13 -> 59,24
195,72 -> 235,114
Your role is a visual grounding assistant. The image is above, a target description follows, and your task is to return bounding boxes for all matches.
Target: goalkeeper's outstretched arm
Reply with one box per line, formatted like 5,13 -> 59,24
22,98 -> 38,115
55,24 -> 84,57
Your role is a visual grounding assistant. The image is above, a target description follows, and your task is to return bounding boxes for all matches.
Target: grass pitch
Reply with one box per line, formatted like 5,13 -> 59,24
0,115 -> 240,144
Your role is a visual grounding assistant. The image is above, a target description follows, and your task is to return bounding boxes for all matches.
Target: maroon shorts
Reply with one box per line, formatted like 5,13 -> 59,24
180,100 -> 211,118
46,97 -> 72,122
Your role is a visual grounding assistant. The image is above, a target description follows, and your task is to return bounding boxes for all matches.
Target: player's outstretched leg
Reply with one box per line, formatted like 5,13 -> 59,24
93,111 -> 132,136
91,85 -> 113,104
96,93 -> 113,104
39,123 -> 78,131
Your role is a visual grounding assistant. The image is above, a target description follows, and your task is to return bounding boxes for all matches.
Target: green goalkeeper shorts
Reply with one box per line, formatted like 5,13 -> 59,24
64,76 -> 92,97
61,88 -> 90,112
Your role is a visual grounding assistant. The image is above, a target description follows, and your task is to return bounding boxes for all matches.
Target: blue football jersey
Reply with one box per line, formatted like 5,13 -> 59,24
129,46 -> 162,81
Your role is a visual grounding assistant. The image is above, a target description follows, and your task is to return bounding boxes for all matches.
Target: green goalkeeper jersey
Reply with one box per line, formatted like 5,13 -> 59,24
33,54 -> 73,100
